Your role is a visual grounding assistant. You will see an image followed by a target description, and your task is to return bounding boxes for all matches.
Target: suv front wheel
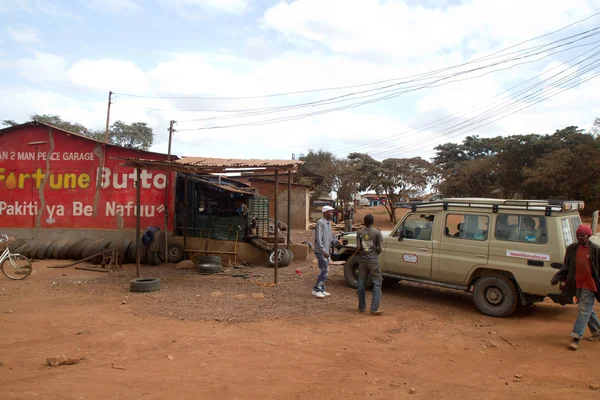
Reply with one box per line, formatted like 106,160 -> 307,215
473,274 -> 519,317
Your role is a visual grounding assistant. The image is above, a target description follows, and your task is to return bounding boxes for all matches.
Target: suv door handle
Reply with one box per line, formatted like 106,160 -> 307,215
476,254 -> 486,258
419,247 -> 428,251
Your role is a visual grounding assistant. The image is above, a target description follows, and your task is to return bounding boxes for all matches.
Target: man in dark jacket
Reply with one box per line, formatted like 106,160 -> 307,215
551,224 -> 600,350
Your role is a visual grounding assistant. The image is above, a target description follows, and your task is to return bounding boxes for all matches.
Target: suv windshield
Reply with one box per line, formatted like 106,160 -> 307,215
561,215 -> 583,246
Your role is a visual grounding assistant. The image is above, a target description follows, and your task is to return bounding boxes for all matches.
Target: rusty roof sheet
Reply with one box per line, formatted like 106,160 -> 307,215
176,157 -> 303,169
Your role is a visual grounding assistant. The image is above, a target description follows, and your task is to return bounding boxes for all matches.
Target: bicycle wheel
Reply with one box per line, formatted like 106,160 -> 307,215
1,254 -> 33,280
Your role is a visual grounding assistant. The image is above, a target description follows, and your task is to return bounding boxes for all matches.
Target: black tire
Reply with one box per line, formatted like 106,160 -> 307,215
8,239 -> 25,252
287,249 -> 294,264
45,241 -> 59,259
268,248 -> 290,267
1,254 -> 32,280
198,263 -> 221,275
147,250 -> 160,266
472,274 -> 519,318
140,247 -> 148,265
79,239 -> 102,261
51,239 -> 69,259
58,239 -> 76,260
343,255 -> 372,290
129,277 -> 160,293
34,240 -> 52,260
118,240 -> 132,264
199,256 -> 222,265
127,243 -> 136,263
69,239 -> 90,260
167,243 -> 184,263
86,239 -> 111,264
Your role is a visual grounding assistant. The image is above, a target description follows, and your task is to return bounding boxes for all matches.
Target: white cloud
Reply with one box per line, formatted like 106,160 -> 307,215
16,52 -> 68,83
5,25 -> 41,43
163,0 -> 251,18
67,59 -> 148,93
89,0 -> 141,13
0,0 -> 81,19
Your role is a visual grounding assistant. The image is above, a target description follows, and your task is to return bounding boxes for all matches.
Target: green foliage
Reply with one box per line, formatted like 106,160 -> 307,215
434,121 -> 600,212
299,150 -> 338,198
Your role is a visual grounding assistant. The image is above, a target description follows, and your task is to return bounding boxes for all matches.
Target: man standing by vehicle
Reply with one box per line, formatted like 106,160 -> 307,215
313,206 -> 337,299
356,214 -> 383,315
551,224 -> 600,350
344,206 -> 354,232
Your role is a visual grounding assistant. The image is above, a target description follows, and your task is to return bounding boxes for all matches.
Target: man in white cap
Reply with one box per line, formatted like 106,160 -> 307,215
313,205 -> 336,298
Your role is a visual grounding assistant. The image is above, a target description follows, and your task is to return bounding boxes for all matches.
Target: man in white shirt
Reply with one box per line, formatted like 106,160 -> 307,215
313,205 -> 336,298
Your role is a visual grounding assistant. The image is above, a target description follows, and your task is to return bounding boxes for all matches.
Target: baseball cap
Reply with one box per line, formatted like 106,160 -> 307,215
322,205 -> 334,213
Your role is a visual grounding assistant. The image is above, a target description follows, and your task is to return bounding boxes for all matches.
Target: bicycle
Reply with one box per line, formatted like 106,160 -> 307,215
0,234 -> 32,280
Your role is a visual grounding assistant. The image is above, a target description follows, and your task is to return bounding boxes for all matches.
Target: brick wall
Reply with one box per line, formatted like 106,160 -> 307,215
247,179 -> 310,230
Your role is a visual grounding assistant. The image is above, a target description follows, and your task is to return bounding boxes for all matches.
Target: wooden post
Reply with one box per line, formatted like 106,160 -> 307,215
135,166 -> 141,278
287,170 -> 291,249
274,169 -> 279,284
183,173 -> 188,253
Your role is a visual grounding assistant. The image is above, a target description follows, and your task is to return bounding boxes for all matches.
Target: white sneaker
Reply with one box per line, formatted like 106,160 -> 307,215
312,290 -> 325,299
322,291 -> 331,297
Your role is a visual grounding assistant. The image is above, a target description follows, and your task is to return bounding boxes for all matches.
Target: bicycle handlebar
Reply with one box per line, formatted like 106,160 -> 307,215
0,234 -> 9,243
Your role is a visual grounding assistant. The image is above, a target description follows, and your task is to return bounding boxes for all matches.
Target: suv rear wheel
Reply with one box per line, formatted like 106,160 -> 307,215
343,255 -> 372,290
472,274 -> 519,317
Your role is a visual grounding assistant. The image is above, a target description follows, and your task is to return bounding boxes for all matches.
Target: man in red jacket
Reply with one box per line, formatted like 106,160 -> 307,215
551,225 -> 600,350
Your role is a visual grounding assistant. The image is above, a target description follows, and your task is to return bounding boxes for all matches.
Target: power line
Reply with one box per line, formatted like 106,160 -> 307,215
368,56 -> 600,158
177,31 -> 600,131
114,11 -> 600,101
331,42 -> 600,155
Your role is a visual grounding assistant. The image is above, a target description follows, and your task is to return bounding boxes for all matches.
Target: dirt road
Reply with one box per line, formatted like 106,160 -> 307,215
1,258 -> 599,400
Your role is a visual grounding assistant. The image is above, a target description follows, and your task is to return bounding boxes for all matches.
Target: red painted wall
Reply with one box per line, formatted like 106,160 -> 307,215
0,124 -> 175,230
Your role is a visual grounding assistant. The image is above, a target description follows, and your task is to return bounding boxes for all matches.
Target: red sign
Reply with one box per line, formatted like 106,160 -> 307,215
0,125 -> 174,230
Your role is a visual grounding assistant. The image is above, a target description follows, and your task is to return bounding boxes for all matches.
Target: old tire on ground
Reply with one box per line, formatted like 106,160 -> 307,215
268,248 -> 291,267
79,239 -> 101,261
140,247 -> 148,265
167,243 -> 184,263
58,239 -> 76,259
68,239 -> 90,260
472,274 -> 519,318
33,240 -> 52,260
118,240 -> 132,264
45,241 -> 60,259
73,239 -> 95,260
198,263 -> 221,275
199,256 -> 221,265
150,231 -> 165,260
287,249 -> 295,264
8,239 -> 26,253
343,255 -> 373,290
86,239 -> 112,264
129,277 -> 160,293
147,250 -> 160,266
127,243 -> 136,263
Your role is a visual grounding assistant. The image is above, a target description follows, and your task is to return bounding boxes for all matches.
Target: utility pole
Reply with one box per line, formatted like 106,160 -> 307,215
104,91 -> 113,143
164,120 -> 176,262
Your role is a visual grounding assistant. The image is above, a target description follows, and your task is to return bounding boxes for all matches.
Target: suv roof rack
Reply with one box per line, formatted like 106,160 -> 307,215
399,198 -> 584,216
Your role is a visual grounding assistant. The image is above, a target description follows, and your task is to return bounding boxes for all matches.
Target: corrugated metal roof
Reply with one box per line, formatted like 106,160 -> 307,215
177,157 -> 303,169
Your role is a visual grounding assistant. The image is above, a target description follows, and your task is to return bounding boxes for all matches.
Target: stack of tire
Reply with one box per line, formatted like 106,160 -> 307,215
197,256 -> 222,275
7,233 -> 185,266
268,248 -> 294,268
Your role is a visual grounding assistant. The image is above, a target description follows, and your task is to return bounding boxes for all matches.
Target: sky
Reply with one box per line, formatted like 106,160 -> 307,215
1,0 -> 600,162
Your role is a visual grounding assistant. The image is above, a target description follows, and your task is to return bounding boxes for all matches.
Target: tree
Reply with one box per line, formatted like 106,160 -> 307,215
108,121 -> 153,151
31,114 -> 93,137
373,157 -> 434,223
1,120 -> 18,127
440,156 -> 497,198
298,150 -> 338,199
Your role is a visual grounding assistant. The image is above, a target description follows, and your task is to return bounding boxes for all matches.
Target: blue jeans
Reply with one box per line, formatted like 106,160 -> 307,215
571,288 -> 600,339
357,263 -> 382,312
313,252 -> 329,293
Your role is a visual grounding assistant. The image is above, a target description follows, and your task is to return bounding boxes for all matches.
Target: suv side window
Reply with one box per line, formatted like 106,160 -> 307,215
396,214 -> 435,240
445,214 -> 489,241
495,214 -> 548,243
